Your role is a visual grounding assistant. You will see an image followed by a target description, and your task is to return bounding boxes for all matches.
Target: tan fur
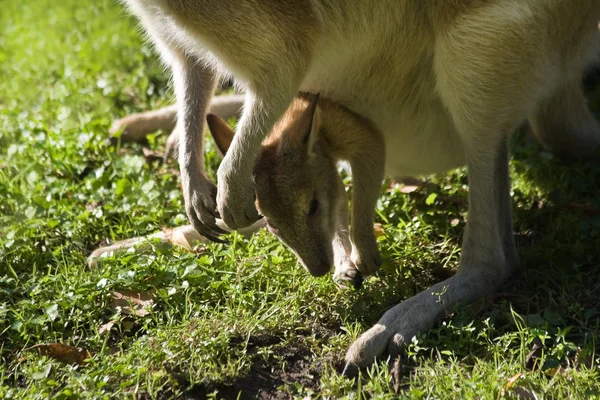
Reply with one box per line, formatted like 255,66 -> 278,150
117,0 -> 600,374
206,93 -> 385,279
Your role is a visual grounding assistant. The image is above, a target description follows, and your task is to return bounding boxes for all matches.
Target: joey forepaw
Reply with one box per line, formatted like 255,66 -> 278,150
216,160 -> 261,230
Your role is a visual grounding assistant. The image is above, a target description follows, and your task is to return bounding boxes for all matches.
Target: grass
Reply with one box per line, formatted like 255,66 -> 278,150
1,1 -> 600,398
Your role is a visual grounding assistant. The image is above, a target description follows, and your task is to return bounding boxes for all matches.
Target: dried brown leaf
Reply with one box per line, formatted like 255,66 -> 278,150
112,289 -> 154,317
504,373 -> 523,391
373,223 -> 385,238
98,320 -> 115,336
163,226 -> 206,252
28,343 -> 91,366
398,185 -> 421,194
142,147 -> 164,164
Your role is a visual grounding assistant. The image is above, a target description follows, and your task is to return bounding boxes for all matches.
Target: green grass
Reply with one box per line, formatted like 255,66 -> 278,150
1,1 -> 600,399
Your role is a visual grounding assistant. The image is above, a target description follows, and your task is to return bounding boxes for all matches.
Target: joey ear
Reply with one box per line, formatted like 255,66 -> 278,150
299,93 -> 320,145
206,114 -> 235,156
278,93 -> 321,157
302,93 -> 321,158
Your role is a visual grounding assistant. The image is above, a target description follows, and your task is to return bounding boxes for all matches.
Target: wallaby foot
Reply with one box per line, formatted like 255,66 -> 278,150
88,220 -> 266,268
344,27 -> 525,369
529,79 -> 600,160
110,105 -> 177,145
108,94 -> 244,154
342,266 -> 504,377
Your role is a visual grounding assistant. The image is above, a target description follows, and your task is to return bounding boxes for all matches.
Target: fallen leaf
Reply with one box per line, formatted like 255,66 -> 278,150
398,185 -> 421,194
373,223 -> 385,238
28,343 -> 91,366
142,147 -> 164,164
387,177 -> 428,193
167,226 -> 205,252
503,373 -> 523,392
112,289 -> 154,317
98,321 -> 115,336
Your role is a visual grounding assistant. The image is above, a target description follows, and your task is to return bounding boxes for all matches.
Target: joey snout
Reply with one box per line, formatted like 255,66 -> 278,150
292,240 -> 335,278
298,252 -> 333,277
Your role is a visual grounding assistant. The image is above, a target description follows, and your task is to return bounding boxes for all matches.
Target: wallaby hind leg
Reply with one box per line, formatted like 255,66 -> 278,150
344,9 -> 543,372
109,95 -> 245,159
529,79 -> 600,159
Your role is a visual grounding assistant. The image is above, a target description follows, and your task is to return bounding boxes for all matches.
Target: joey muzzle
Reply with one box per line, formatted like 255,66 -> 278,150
295,245 -> 333,277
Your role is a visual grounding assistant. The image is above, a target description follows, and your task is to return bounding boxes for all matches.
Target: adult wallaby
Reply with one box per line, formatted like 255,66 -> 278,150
119,0 -> 600,375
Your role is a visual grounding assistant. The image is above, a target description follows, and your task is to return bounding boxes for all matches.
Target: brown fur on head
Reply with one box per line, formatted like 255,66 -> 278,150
207,93 -> 346,277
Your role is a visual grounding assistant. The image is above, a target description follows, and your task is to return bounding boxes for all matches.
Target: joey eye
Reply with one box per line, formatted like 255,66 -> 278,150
308,198 -> 319,217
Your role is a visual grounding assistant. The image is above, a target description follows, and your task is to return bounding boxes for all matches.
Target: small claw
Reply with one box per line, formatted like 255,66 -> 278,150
195,221 -> 229,244
207,206 -> 221,221
202,232 -> 229,244
342,362 -> 359,379
200,211 -> 227,236
209,223 -> 228,236
188,211 -> 228,244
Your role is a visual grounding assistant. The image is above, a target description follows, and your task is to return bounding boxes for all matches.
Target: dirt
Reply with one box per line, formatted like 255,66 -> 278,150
155,333 -> 339,400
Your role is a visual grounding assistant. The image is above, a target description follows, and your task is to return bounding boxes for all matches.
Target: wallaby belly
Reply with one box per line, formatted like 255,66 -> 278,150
301,18 -> 464,177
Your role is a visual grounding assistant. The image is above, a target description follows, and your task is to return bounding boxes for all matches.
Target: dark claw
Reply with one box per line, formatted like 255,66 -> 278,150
203,232 -> 229,244
189,212 -> 228,244
203,219 -> 227,236
196,224 -> 228,244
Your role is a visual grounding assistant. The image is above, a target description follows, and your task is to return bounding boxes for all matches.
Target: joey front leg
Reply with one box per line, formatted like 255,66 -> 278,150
349,153 -> 385,275
217,91 -> 297,229
332,185 -> 363,289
